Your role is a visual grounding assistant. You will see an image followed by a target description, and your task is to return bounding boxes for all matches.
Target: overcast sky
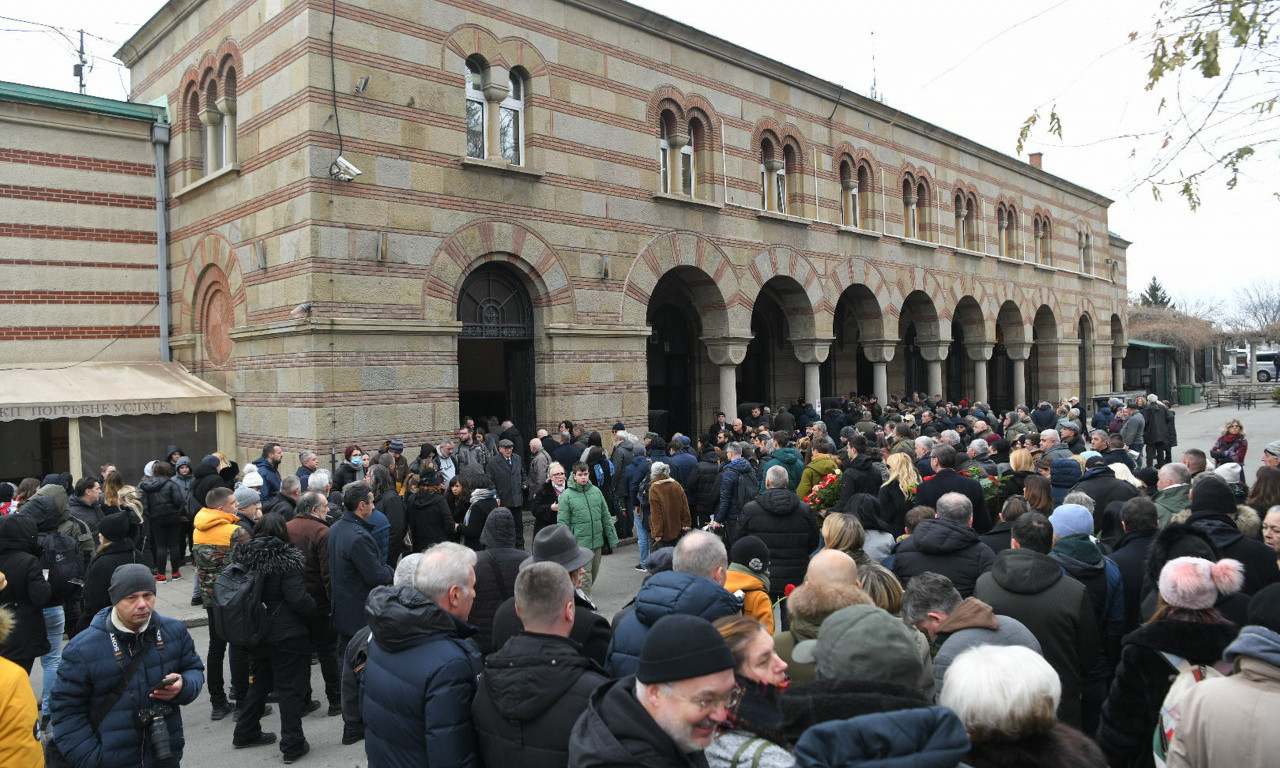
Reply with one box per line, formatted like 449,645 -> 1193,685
2,0 -> 1272,306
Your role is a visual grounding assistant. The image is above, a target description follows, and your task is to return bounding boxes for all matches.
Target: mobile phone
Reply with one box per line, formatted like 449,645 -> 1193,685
152,674 -> 180,692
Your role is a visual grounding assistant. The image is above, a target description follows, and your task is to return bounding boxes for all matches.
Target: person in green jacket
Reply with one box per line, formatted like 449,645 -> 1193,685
759,431 -> 805,493
797,437 -> 840,501
557,461 -> 618,597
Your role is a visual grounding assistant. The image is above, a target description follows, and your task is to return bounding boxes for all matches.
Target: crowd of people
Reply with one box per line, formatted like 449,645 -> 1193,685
2,395 -> 1280,767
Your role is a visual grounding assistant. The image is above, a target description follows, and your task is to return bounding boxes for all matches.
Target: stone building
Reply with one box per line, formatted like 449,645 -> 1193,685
0,82 -> 232,482
113,0 -> 1129,465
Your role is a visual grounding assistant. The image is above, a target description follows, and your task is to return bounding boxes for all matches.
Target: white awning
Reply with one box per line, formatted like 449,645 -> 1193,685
0,362 -> 232,422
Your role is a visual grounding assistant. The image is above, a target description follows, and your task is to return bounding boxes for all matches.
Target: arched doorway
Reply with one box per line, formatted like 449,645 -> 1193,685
898,291 -> 940,398
1030,305 -> 1057,404
647,270 -> 704,437
991,301 -> 1026,412
740,289 -> 786,409
825,284 -> 881,399
457,263 -> 536,441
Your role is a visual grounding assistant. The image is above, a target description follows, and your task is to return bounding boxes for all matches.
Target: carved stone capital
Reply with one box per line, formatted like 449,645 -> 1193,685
702,337 -> 751,366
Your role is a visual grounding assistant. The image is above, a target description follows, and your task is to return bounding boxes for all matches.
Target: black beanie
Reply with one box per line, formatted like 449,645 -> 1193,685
637,614 -> 735,684
98,512 -> 132,544
731,535 -> 770,575
1189,476 -> 1235,515
1248,583 -> 1280,634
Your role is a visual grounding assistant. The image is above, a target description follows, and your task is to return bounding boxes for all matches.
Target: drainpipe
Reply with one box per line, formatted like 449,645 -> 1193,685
151,122 -> 171,362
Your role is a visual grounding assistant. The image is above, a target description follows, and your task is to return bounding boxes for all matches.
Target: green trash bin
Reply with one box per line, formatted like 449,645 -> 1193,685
1191,384 -> 1201,404
1178,384 -> 1194,405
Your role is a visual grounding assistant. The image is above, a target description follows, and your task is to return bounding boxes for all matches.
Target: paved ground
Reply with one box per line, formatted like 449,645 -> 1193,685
33,541 -> 649,768
30,399 -> 1278,766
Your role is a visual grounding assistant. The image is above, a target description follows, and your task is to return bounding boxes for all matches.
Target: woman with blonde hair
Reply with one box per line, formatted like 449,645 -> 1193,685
1211,418 -> 1247,466
878,451 -> 919,535
993,448 -> 1035,515
821,512 -> 873,568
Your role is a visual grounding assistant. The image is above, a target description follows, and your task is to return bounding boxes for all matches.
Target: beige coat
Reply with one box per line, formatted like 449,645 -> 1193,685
1168,655 -> 1280,767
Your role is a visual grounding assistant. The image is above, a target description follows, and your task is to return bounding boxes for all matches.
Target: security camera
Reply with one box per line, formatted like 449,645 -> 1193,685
329,156 -> 362,181
290,302 -> 313,318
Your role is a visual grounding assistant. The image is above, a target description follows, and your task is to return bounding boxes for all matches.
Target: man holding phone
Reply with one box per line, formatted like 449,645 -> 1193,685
50,563 -> 205,767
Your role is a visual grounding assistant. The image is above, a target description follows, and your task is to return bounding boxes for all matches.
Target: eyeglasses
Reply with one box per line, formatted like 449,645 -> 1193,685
550,471 -> 566,476
662,685 -> 743,714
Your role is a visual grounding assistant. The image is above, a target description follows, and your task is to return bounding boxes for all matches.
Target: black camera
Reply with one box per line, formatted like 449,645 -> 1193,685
137,702 -> 173,761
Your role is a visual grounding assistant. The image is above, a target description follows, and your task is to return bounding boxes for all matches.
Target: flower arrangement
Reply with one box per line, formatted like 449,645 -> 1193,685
958,467 -> 1001,504
803,472 -> 842,513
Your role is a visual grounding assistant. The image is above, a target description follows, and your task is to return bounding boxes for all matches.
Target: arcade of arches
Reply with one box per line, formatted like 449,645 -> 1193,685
450,250 -> 1126,440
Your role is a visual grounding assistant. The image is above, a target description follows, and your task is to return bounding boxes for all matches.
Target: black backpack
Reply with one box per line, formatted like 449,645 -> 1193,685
38,530 -> 85,602
211,563 -> 277,646
733,466 -> 760,513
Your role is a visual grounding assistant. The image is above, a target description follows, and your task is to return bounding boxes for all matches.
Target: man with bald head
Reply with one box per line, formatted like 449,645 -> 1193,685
772,549 -> 870,685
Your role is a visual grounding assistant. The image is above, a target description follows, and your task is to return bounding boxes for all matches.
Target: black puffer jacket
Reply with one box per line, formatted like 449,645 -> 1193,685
77,538 -> 154,636
684,449 -> 722,522
1097,619 -> 1238,768
890,517 -> 996,597
569,675 -> 703,768
739,488 -> 820,597
405,487 -> 455,551
1185,509 -> 1280,595
228,535 -> 316,644
472,632 -> 609,768
838,454 -> 882,502
0,514 -> 51,662
187,455 -> 226,517
471,510 -> 528,654
138,476 -> 185,521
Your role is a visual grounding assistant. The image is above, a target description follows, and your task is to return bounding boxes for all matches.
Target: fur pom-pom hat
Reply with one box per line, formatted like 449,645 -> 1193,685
1158,556 -> 1244,610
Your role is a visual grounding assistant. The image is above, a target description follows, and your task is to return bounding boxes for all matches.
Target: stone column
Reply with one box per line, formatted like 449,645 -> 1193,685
861,340 -> 897,404
791,339 -> 831,413
1112,344 -> 1127,391
966,343 -> 994,406
216,95 -> 237,166
763,158 -> 784,212
1006,342 -> 1032,408
918,342 -> 949,400
841,177 -> 858,226
481,71 -> 510,163
703,338 -> 750,419
200,107 -> 222,171
668,133 -> 689,195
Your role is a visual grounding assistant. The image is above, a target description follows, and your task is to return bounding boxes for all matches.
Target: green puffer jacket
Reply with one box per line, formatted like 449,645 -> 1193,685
557,481 -> 617,550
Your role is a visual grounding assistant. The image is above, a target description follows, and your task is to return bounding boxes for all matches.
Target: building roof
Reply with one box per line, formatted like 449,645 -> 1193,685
0,80 -> 167,123
1128,339 -> 1178,350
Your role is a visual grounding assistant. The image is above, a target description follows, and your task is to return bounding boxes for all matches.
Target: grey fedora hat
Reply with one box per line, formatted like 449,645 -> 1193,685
520,523 -> 594,572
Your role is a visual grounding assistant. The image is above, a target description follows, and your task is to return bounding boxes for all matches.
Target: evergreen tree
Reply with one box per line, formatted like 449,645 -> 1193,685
1139,276 -> 1172,307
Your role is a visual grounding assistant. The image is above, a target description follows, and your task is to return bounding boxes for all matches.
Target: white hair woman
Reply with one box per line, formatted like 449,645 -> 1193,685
940,644 -> 1105,767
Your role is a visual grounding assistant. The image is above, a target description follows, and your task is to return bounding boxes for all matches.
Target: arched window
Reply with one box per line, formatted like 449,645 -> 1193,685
840,160 -> 857,227
779,145 -> 795,215
856,162 -> 872,229
686,118 -> 703,198
954,191 -> 978,250
997,202 -> 1019,258
499,71 -> 524,165
1034,214 -> 1052,264
902,177 -> 918,239
465,58 -> 486,159
760,138 -> 779,211
203,78 -> 222,171
1077,227 -> 1092,271
915,179 -> 931,241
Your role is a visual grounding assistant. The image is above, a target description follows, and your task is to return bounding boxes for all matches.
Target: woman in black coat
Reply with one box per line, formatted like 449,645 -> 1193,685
370,465 -> 406,565
0,514 -> 51,671
470,509 -> 528,654
139,462 -> 187,579
459,478 -> 499,550
404,470 -> 456,552
1097,556 -> 1242,768
529,463 -> 568,534
229,513 -> 317,761
76,512 -> 155,636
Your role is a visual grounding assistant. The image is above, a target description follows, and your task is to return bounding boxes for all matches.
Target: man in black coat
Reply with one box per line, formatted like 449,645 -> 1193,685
1108,497 -> 1159,631
1186,476 -> 1280,595
326,482 -> 393,654
473,562 -> 609,768
890,492 -> 995,598
738,465 -> 820,601
486,439 -> 527,549
913,444 -> 991,533
1068,457 -> 1140,548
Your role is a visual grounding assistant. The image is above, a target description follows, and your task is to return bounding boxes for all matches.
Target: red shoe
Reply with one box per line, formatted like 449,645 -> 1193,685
171,571 -> 182,580
155,573 -> 167,582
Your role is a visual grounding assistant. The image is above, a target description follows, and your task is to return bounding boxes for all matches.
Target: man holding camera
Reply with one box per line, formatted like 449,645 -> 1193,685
50,563 -> 205,767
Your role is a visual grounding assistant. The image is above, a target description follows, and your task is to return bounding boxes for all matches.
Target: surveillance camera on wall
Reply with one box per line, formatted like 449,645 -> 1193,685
329,156 -> 362,181
290,302 -> 313,318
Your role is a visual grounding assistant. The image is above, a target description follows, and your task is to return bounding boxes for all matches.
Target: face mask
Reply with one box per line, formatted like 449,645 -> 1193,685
352,456 -> 363,468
